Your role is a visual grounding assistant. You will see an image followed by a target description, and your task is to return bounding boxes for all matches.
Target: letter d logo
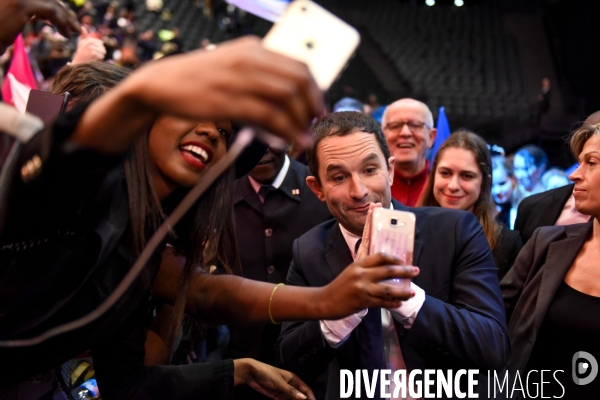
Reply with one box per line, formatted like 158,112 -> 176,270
572,351 -> 598,385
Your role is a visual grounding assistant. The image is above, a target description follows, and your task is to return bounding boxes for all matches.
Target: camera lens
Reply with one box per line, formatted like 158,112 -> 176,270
391,219 -> 398,225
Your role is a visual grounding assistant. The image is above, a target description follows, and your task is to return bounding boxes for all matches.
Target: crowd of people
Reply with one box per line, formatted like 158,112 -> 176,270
1,1 -> 600,400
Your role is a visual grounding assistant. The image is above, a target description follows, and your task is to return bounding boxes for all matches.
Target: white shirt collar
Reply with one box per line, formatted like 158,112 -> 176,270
339,223 -> 362,261
248,155 -> 290,193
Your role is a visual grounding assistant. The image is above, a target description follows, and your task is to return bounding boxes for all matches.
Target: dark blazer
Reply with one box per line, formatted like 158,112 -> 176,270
500,221 -> 592,376
494,225 -> 523,280
277,200 -> 509,399
514,184 -> 574,244
229,159 -> 331,366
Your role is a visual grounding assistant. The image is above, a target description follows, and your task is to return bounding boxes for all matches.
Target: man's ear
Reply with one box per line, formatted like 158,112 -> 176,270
306,176 -> 326,202
388,156 -> 396,186
428,127 -> 437,149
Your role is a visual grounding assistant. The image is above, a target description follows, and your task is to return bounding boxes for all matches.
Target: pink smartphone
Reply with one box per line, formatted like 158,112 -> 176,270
369,208 -> 416,287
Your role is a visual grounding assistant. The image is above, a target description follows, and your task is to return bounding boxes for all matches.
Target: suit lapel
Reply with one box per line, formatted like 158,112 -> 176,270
325,222 -> 353,279
391,199 -> 423,265
533,222 -> 592,334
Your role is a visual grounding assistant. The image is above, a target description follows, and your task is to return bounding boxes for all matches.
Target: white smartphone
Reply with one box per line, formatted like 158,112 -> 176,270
369,208 -> 416,288
262,0 -> 360,91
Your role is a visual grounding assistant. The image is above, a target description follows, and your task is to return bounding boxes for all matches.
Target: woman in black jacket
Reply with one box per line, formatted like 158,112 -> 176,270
501,122 -> 600,398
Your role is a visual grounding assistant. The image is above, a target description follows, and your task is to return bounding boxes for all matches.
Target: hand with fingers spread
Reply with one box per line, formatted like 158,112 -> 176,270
0,0 -> 80,54
234,358 -> 315,400
317,253 -> 419,319
72,27 -> 106,64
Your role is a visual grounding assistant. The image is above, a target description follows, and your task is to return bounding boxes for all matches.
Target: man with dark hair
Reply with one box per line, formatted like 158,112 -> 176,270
277,111 -> 508,399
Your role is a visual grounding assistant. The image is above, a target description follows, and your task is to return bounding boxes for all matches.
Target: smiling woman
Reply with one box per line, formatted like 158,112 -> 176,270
147,117 -> 231,199
419,130 -> 522,279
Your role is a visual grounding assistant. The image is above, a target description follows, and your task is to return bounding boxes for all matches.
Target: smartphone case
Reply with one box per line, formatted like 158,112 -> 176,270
262,0 -> 360,91
369,208 -> 416,266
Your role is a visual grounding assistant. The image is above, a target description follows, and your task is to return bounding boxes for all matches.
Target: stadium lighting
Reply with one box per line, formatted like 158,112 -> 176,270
455,0 -> 464,6
425,0 -> 435,6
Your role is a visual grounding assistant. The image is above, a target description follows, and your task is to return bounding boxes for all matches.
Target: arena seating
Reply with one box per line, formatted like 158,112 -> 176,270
359,1 -> 531,121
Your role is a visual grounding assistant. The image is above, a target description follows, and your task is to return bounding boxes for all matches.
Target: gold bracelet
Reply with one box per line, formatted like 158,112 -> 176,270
268,283 -> 284,325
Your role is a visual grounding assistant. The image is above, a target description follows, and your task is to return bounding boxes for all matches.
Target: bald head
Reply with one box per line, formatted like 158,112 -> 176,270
584,110 -> 600,125
382,98 -> 434,128
381,98 -> 437,177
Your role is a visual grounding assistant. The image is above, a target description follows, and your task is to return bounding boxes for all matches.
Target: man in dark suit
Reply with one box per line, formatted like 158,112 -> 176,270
229,144 -> 331,399
514,183 -> 577,243
276,112 -> 508,399
515,110 -> 600,244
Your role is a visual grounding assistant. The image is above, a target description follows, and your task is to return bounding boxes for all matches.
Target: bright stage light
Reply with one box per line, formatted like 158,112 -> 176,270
455,0 -> 464,6
425,0 -> 435,6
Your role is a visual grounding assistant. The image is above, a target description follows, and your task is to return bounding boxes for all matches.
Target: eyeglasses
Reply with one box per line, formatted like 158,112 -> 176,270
384,120 -> 431,132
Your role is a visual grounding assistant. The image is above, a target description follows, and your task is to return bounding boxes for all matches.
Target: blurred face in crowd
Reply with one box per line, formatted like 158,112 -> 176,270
544,174 -> 570,191
148,116 -> 231,200
492,163 -> 515,205
249,146 -> 287,185
382,99 -> 436,176
306,131 -> 394,236
433,147 -> 483,212
513,152 -> 541,191
570,135 -> 600,218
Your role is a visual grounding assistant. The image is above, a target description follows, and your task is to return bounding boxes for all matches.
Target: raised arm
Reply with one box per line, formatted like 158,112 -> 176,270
151,246 -> 418,325
71,37 -> 324,155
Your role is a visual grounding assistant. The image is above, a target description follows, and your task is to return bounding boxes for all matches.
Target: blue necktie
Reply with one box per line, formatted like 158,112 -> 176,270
357,307 -> 385,400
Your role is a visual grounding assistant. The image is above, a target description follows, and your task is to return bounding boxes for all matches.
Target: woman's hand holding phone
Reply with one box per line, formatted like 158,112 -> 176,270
319,253 -> 419,317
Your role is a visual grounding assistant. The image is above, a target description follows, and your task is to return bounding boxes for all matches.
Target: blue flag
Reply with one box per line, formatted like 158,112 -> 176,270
429,106 -> 451,162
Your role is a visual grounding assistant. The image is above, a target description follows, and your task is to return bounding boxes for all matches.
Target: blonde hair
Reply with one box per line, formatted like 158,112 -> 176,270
570,123 -> 600,158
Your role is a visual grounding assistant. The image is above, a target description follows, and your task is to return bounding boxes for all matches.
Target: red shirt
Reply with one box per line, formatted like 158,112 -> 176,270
391,161 -> 430,207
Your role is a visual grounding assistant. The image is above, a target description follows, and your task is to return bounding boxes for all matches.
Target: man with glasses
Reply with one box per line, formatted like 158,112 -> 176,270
381,98 -> 437,206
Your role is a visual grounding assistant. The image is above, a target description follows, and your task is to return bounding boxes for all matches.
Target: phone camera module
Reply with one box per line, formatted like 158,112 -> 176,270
390,219 -> 398,226
305,41 -> 314,49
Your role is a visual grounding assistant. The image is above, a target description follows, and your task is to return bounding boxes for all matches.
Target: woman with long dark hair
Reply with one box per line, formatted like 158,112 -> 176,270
419,130 -> 522,279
